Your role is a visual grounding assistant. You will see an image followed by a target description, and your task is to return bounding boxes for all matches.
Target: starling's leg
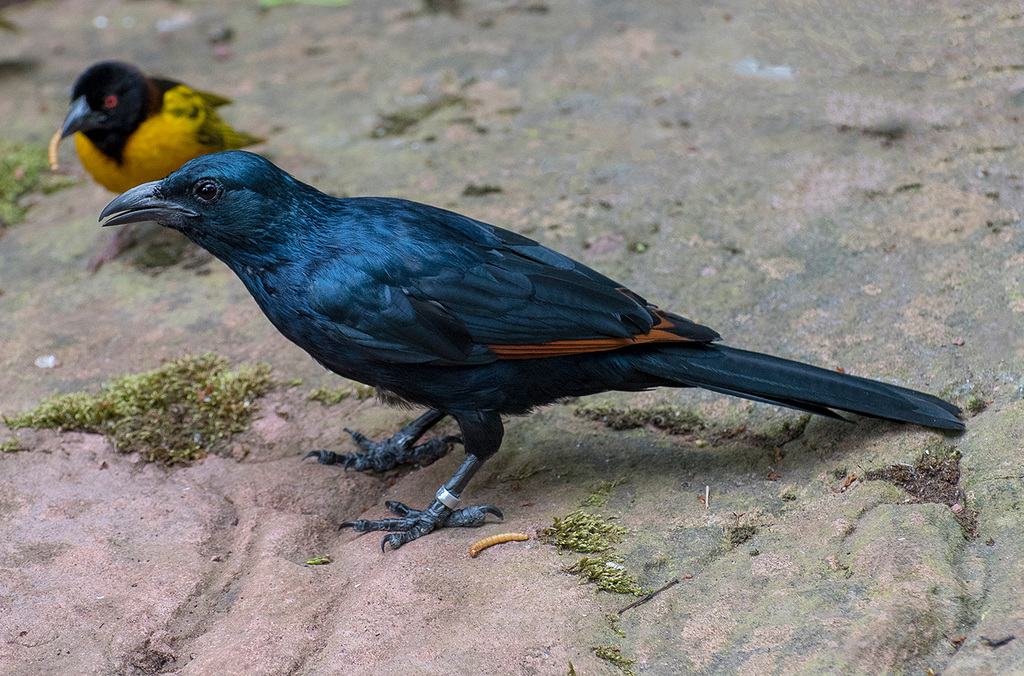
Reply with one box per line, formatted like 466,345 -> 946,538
304,408 -> 458,472
340,412 -> 504,549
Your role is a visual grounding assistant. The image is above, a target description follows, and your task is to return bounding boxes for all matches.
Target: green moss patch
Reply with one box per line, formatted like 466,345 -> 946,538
307,383 -> 375,405
1,439 -> 24,453
542,509 -> 628,553
582,478 -> 625,508
542,510 -> 647,595
725,524 -> 757,546
371,94 -> 466,137
4,354 -> 272,465
0,139 -> 72,227
592,645 -> 636,675
575,403 -> 705,434
567,555 -> 646,595
605,613 -> 626,637
966,392 -> 987,415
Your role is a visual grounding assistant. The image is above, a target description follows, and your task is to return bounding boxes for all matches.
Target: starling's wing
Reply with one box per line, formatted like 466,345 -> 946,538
305,199 -> 719,366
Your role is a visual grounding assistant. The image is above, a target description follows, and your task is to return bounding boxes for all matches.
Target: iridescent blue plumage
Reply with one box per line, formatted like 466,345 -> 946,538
100,151 -> 964,548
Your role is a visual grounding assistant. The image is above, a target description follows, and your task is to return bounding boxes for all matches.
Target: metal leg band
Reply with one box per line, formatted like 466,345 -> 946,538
436,486 -> 462,509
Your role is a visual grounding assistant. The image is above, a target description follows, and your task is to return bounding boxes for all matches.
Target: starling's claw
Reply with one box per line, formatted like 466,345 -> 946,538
307,411 -> 458,473
344,428 -> 373,450
341,498 -> 502,548
384,500 -> 414,518
481,506 -> 504,519
303,450 -> 343,465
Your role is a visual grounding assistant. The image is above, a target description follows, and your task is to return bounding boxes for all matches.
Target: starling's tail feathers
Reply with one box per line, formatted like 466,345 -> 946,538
640,345 -> 964,430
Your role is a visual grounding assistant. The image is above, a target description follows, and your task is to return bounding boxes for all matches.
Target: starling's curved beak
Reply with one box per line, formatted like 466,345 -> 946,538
60,96 -> 106,138
99,181 -> 199,228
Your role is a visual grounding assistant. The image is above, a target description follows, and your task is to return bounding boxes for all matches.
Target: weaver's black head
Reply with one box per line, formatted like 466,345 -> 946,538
61,61 -> 153,160
99,150 -> 326,264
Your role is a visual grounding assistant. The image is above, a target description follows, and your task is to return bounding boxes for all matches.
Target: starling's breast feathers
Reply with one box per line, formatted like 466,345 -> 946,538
75,85 -> 262,193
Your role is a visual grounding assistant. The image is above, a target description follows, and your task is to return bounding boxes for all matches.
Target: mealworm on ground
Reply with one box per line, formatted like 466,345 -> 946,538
48,129 -> 62,171
469,532 -> 529,557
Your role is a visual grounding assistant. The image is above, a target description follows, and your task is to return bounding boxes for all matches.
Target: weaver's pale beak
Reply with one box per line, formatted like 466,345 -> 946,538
60,95 -> 106,138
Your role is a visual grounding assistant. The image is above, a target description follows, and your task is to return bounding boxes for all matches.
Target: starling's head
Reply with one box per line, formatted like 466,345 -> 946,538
99,151 -> 324,264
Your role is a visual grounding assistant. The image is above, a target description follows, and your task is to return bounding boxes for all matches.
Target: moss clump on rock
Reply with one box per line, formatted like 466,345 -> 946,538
371,94 -> 466,137
592,645 -> 636,675
582,478 -> 625,508
567,555 -> 646,595
5,353 -> 272,465
1,439 -> 24,453
965,392 -> 986,415
0,139 -> 71,226
542,509 -> 628,553
307,383 -> 375,405
542,510 -> 647,595
575,402 -> 705,434
725,524 -> 757,546
307,385 -> 352,405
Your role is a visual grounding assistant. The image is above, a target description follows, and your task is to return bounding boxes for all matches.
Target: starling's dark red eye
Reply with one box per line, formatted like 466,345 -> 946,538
103,94 -> 118,109
192,179 -> 222,203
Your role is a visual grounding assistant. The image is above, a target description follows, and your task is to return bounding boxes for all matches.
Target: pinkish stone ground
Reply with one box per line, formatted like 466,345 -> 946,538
2,0 -> 1023,674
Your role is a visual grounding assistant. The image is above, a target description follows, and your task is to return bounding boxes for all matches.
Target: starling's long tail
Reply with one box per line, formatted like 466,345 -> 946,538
637,344 -> 964,430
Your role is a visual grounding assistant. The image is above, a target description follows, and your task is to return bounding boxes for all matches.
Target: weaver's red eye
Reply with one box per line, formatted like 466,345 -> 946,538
103,95 -> 118,109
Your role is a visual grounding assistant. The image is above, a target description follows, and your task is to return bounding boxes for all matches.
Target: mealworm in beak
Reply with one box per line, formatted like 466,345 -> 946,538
48,129 -> 62,171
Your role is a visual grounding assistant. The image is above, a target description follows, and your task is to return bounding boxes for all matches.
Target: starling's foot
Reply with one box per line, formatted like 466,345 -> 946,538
303,410 -> 458,472
304,431 -> 459,472
341,499 -> 503,550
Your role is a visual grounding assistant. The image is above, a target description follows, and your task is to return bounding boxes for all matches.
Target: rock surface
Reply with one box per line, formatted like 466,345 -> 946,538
1,0 -> 1022,673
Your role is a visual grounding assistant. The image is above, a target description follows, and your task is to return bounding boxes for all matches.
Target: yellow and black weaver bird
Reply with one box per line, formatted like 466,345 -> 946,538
51,60 -> 263,266
52,60 -> 263,192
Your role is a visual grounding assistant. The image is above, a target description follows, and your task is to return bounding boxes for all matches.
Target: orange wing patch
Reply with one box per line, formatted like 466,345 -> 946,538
488,313 -> 700,360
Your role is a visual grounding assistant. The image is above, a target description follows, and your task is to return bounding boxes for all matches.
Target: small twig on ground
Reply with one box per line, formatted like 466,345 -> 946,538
616,575 -> 690,615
